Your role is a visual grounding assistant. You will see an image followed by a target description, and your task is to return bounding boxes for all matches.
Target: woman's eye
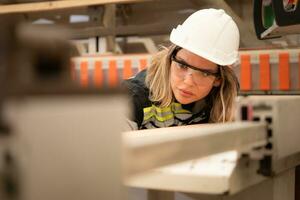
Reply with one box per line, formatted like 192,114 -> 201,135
202,72 -> 209,77
196,70 -> 209,77
178,63 -> 188,69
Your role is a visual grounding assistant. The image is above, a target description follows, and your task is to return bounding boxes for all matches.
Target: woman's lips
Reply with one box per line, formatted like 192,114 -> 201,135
178,88 -> 193,97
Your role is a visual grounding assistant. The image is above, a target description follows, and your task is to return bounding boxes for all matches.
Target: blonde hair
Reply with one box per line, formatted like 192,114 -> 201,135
145,45 -> 239,123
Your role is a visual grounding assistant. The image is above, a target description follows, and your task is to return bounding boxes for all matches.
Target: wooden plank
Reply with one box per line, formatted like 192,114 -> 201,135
123,122 -> 267,176
8,94 -> 128,200
127,151 -> 239,194
0,0 -> 149,14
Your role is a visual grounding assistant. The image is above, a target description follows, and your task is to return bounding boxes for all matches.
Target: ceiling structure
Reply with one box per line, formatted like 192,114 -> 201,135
0,0 -> 300,51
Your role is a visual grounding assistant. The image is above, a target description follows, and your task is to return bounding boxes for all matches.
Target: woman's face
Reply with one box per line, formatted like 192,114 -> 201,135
170,48 -> 221,105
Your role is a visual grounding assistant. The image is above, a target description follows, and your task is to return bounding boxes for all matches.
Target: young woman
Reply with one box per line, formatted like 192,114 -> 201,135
124,8 -> 240,129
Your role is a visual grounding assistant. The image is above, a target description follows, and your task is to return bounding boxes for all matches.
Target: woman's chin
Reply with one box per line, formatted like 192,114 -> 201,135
175,95 -> 194,105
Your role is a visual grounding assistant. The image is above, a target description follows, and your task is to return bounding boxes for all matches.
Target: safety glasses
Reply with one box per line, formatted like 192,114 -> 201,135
170,47 -> 220,84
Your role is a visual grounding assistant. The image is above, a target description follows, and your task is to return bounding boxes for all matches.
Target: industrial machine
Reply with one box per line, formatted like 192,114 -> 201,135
254,0 -> 300,39
123,96 -> 300,200
121,2 -> 300,199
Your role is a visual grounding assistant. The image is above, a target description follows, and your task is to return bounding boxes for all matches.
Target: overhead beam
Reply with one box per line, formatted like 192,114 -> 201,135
70,22 -> 176,39
0,0 -> 149,14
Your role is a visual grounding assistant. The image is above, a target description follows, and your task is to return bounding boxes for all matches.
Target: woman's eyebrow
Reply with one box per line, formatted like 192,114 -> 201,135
175,56 -> 218,73
176,56 -> 194,67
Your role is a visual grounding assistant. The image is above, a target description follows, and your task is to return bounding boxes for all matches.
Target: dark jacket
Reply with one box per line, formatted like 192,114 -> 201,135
123,70 -> 212,129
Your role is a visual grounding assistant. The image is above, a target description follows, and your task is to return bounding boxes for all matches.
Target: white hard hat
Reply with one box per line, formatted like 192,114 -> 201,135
170,9 -> 240,66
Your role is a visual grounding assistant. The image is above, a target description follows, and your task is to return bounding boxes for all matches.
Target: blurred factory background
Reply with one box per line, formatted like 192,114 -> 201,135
0,1 -> 300,200
2,0 -> 299,50
1,0 -> 299,93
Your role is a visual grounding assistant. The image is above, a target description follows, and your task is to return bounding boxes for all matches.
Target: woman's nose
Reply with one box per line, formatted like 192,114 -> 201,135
183,71 -> 195,85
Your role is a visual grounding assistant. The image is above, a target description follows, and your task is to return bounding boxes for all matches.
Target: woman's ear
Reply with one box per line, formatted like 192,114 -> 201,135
213,78 -> 221,87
